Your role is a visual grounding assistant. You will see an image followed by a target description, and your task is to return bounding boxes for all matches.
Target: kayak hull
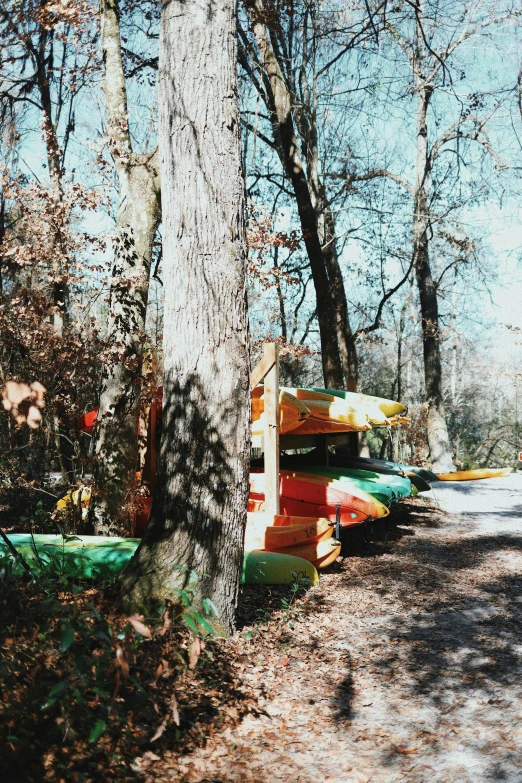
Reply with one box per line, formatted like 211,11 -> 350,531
436,468 -> 513,481
0,535 -> 319,586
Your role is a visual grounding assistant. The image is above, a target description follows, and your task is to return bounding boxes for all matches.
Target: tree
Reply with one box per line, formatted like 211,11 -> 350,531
119,0 -> 251,634
347,0 -> 506,470
239,0 -> 416,390
0,0 -> 97,480
87,0 -> 161,535
239,0 -> 363,388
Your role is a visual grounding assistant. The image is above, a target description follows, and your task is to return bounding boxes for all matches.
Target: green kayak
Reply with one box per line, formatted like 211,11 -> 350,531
0,534 -> 319,586
295,466 -> 412,506
327,454 -> 433,491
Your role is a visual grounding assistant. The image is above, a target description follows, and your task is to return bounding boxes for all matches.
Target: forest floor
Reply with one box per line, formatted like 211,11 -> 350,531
150,472 -> 522,783
3,473 -> 522,782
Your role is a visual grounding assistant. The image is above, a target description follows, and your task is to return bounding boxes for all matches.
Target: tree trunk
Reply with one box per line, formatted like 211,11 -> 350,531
321,201 -> 358,385
119,0 -> 251,634
88,157 -> 160,534
38,45 -> 73,482
88,0 -> 161,534
413,78 -> 453,472
246,0 -> 344,388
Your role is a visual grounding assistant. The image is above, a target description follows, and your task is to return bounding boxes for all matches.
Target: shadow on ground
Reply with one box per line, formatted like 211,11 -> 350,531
329,495 -> 522,722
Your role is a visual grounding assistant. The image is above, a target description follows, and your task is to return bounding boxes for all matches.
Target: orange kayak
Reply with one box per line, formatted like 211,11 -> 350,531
249,470 -> 381,526
244,513 -> 333,551
248,493 -> 367,526
264,518 -> 333,550
271,538 -> 341,569
251,389 -> 310,435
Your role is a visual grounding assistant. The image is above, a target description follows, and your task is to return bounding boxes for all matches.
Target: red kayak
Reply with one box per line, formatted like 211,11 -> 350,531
249,470 -> 380,527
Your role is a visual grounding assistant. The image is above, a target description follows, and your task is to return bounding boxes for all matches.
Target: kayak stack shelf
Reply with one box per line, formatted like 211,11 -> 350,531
250,343 -> 361,515
250,345 -> 366,548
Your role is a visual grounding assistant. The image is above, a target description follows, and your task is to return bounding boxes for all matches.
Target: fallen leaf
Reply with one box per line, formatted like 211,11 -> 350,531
171,693 -> 180,726
127,614 -> 152,639
153,658 -> 170,686
395,745 -> 417,754
189,638 -> 202,670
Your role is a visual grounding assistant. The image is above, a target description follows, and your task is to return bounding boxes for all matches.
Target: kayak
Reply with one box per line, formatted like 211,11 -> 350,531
271,537 -> 341,569
307,387 -> 407,419
327,454 -> 438,484
244,513 -> 334,551
0,534 -> 319,586
242,550 -> 319,585
297,466 -> 413,504
283,387 -> 387,427
249,470 -> 387,525
287,397 -> 372,428
436,468 -> 513,481
251,388 -> 310,436
290,416 -> 371,435
327,454 -> 432,493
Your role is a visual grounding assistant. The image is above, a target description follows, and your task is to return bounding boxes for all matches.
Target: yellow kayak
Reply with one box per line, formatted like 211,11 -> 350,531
251,388 -> 310,436
290,416 -> 371,435
294,398 -> 372,428
436,468 -> 513,481
286,388 -> 408,423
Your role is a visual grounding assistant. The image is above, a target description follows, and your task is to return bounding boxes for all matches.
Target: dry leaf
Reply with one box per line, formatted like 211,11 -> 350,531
114,644 -> 130,679
153,658 -> 170,686
395,745 -> 417,754
150,719 -> 167,742
171,693 -> 180,726
189,638 -> 202,670
150,694 -> 180,741
127,614 -> 152,639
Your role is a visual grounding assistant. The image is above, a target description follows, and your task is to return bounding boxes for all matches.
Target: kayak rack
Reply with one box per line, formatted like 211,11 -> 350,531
250,343 -> 360,519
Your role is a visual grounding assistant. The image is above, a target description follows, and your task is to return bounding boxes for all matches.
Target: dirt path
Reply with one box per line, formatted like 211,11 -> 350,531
143,473 -> 522,783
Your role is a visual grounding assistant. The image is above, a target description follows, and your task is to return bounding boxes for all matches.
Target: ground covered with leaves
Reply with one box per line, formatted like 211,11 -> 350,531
2,474 -> 522,782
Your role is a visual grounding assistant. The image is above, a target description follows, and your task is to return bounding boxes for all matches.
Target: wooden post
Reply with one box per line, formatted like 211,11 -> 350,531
263,343 -> 280,515
347,377 -> 360,456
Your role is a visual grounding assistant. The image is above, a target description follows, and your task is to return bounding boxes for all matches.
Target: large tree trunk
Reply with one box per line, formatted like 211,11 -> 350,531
246,0 -> 344,388
413,78 -> 453,472
119,0 -> 251,634
88,0 -> 161,534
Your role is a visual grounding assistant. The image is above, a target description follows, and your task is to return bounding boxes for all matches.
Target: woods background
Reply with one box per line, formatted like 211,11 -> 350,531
1,0 -> 521,528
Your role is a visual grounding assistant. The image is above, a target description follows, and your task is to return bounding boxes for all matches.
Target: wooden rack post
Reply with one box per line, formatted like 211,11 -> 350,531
263,343 -> 280,514
250,342 -> 280,516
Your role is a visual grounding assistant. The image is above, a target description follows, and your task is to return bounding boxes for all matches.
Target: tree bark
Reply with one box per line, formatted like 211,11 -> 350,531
413,70 -> 453,471
119,0 -> 251,634
321,200 -> 358,385
88,0 -> 161,534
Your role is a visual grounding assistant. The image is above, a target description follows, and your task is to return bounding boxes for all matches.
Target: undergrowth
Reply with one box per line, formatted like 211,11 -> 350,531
0,557 -> 258,782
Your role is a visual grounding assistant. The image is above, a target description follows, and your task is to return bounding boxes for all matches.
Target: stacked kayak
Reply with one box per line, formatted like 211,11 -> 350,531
0,534 -> 320,586
295,466 -> 413,506
277,387 -> 408,435
249,469 -> 389,526
244,511 -> 340,569
251,387 -> 311,436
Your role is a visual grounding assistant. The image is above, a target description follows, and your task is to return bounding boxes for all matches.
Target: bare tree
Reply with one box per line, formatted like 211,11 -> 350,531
347,0 -> 506,469
239,0 -> 374,387
87,0 -> 161,535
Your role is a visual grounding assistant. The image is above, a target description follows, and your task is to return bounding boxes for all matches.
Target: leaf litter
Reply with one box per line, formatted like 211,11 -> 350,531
2,475 -> 522,782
